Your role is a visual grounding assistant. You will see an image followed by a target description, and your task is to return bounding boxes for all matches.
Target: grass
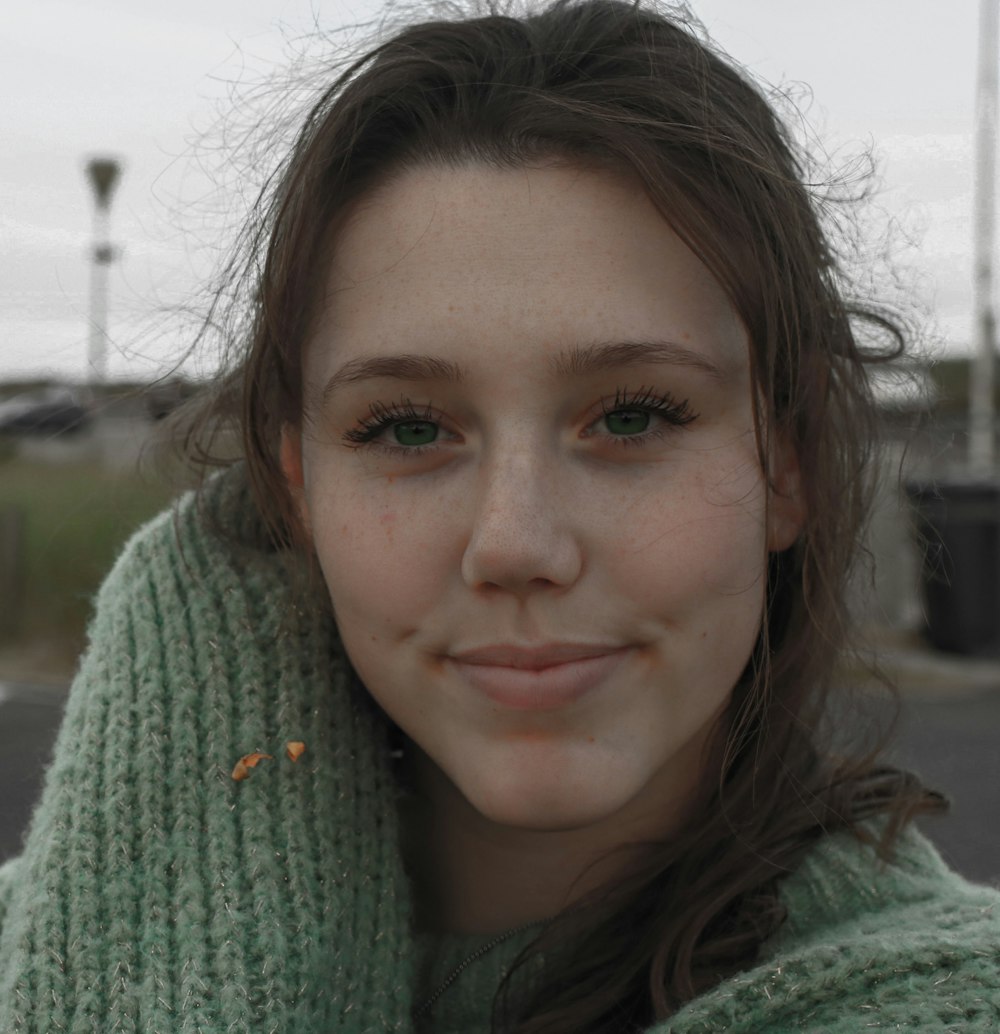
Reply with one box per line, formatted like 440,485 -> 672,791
0,455 -> 179,682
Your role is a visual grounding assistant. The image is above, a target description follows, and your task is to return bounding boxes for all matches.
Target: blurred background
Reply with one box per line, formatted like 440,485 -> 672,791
2,1 -> 1000,882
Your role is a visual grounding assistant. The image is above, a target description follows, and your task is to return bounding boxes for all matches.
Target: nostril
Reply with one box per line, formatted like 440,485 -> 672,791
460,520 -> 582,593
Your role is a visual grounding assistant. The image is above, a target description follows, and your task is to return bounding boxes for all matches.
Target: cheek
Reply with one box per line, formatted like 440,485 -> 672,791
607,465 -> 769,620
303,478 -> 456,632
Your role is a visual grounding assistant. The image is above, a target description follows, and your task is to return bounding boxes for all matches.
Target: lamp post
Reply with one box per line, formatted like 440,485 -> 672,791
905,0 -> 1000,657
970,0 -> 998,472
84,156 -> 122,386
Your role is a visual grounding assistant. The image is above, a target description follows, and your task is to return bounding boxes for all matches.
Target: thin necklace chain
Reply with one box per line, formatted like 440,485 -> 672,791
412,921 -> 540,1019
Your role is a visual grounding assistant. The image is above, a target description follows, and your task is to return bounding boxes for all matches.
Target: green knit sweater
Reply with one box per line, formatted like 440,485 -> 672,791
1,469 -> 998,1033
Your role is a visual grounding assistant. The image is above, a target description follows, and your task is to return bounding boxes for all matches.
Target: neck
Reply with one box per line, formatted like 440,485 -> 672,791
401,746 -> 701,936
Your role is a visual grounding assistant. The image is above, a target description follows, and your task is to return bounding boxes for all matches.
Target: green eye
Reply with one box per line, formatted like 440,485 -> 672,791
604,409 -> 650,436
393,421 -> 438,446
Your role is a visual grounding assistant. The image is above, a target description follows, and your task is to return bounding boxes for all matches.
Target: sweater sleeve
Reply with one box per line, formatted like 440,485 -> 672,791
654,828 -> 1000,1033
0,470 -> 415,1033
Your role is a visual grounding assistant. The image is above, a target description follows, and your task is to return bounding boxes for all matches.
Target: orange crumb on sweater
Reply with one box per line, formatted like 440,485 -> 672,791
231,752 -> 273,781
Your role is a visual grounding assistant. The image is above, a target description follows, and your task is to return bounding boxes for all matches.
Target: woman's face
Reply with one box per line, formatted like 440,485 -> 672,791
285,163 -> 802,835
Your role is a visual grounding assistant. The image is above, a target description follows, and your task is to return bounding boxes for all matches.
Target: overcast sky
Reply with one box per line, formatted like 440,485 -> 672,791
1,0 -> 981,382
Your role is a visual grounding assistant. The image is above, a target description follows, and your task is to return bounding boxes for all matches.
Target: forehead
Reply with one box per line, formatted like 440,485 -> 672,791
309,162 -> 748,380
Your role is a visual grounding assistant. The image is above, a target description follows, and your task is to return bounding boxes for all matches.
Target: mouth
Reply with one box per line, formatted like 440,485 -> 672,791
447,643 -> 632,710
451,642 -> 627,669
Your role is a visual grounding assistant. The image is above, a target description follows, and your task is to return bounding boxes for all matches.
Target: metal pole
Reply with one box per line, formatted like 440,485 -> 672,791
88,204 -> 112,382
84,157 -> 121,387
971,0 -> 998,473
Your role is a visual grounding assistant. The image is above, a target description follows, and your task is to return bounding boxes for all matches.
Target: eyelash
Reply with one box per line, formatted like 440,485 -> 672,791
341,398 -> 438,451
596,386 -> 697,448
340,387 -> 698,456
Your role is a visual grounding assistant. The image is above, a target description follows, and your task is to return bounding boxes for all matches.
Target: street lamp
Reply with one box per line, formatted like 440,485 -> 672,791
970,0 -> 998,472
905,0 -> 1000,658
84,156 -> 122,386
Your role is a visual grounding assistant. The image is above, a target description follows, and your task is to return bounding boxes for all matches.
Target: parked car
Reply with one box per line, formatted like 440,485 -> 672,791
0,389 -> 90,436
145,378 -> 196,421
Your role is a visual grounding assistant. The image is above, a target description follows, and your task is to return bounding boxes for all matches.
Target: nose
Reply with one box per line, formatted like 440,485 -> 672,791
460,446 -> 583,593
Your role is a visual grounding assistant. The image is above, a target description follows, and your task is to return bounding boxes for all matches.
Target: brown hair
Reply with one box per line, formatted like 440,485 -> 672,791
175,1 -> 943,1029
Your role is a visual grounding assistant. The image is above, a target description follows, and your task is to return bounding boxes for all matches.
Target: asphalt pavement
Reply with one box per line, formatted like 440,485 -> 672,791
2,662 -> 1000,884
0,681 -> 67,866
887,690 -> 1000,883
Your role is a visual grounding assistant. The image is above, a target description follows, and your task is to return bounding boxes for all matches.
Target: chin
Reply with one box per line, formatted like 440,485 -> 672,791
456,750 -> 649,834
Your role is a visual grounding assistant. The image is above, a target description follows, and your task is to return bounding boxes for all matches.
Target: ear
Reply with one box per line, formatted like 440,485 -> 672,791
279,426 -> 312,539
766,430 -> 805,553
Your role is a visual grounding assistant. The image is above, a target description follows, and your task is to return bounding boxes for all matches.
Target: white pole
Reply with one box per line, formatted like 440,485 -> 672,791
84,157 -> 121,388
971,0 -> 998,473
87,204 -> 111,383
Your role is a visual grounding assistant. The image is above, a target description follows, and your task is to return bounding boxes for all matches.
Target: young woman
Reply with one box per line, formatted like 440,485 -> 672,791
1,1 -> 997,1031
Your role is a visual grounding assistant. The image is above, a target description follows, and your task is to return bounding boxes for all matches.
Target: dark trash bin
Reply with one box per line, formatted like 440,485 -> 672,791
906,480 -> 1000,656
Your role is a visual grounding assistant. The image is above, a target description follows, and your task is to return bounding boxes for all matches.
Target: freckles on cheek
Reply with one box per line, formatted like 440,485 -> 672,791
604,505 -> 766,611
313,494 -> 450,618
378,509 -> 397,545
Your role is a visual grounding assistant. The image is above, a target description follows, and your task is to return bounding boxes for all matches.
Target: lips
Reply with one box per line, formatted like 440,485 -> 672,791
452,642 -> 625,669
447,643 -> 631,710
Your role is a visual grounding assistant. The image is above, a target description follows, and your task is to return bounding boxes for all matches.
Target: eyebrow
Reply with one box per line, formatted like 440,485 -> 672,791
321,353 -> 464,404
553,340 -> 726,381
319,339 -> 725,403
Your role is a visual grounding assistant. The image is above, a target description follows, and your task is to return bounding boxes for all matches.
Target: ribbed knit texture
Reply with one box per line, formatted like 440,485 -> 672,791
1,465 -> 998,1032
659,825 -> 1000,1032
0,469 -> 414,1032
